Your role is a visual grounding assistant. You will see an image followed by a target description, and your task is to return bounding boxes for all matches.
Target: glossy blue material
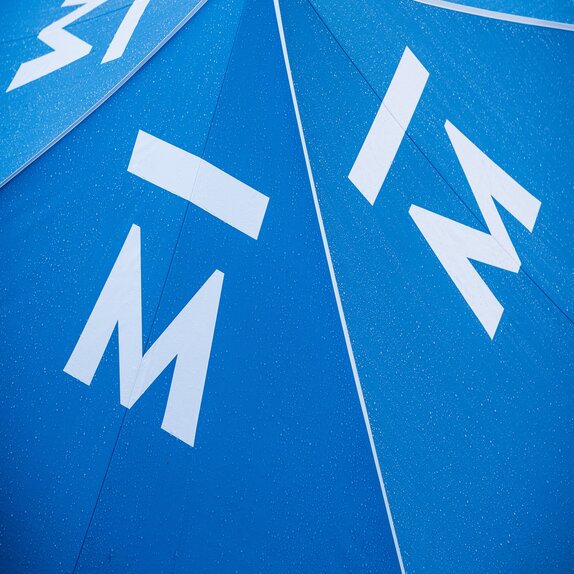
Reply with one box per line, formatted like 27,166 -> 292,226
280,0 -> 574,572
0,0 -> 401,571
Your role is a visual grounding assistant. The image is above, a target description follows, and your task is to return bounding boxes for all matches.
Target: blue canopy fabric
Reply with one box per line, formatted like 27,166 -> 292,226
0,0 -> 572,572
0,0 -> 207,186
279,0 -> 574,571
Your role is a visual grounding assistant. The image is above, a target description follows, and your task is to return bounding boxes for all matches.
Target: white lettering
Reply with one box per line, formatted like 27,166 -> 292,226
64,224 -> 224,446
7,0 -> 150,92
409,121 -> 541,338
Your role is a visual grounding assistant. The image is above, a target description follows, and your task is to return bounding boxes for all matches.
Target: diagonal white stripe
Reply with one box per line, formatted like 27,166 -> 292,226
414,0 -> 574,31
128,130 -> 269,240
349,47 -> 428,205
102,0 -> 151,64
273,1 -> 406,572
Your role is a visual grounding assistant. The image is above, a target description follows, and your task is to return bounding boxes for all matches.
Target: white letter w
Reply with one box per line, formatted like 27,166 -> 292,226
409,121 -> 541,339
64,224 -> 223,446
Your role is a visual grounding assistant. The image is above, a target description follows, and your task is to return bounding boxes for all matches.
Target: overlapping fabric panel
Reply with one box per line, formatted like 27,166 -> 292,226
279,0 -> 574,572
0,0 -> 244,570
72,0 -> 402,570
0,0 -> 402,571
301,0 -> 574,319
0,0 -> 208,186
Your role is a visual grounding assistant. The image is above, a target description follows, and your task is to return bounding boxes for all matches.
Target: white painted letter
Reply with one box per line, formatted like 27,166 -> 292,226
349,47 -> 429,205
64,225 -> 224,446
409,121 -> 541,338
7,0 -> 108,92
7,0 -> 151,92
128,130 -> 269,240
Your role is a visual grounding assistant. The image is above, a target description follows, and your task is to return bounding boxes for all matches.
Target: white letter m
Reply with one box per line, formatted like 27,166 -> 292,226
64,224 -> 224,446
409,121 -> 541,339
